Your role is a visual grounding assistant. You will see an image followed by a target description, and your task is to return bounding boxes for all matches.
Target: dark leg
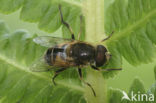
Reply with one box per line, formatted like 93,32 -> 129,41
78,68 -> 96,97
52,68 -> 66,85
101,31 -> 114,42
58,5 -> 75,40
91,65 -> 122,71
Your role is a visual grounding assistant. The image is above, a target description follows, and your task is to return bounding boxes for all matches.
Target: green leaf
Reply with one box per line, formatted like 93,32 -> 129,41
0,21 -> 86,103
128,78 -> 145,103
108,88 -> 129,103
0,0 -> 25,14
20,0 -> 50,22
104,0 -> 156,67
0,0 -> 84,37
129,78 -> 145,94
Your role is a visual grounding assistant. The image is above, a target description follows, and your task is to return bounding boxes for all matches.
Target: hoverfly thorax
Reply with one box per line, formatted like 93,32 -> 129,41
70,42 -> 95,65
95,45 -> 111,67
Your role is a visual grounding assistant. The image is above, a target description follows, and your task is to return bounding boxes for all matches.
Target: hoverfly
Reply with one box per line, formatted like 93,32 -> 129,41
30,5 -> 122,97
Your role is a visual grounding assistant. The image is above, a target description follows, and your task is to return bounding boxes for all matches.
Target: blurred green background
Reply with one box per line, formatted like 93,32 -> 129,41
0,10 -> 156,92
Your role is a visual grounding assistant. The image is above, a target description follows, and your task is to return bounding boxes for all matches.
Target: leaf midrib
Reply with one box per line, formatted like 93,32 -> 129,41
106,9 -> 156,44
0,53 -> 85,92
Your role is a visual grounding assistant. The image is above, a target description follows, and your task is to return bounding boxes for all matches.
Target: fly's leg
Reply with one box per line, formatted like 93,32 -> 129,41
58,5 -> 75,40
52,68 -> 66,85
91,65 -> 122,71
78,15 -> 83,40
101,31 -> 114,42
78,68 -> 96,97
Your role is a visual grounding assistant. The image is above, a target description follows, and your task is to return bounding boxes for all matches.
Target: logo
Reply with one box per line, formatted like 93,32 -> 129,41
122,91 -> 154,102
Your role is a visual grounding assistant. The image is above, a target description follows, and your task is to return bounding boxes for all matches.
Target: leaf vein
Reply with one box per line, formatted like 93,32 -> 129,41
106,9 -> 156,44
0,53 -> 85,92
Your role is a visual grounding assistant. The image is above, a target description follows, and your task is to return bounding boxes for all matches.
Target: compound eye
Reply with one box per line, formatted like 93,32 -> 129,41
95,45 -> 107,67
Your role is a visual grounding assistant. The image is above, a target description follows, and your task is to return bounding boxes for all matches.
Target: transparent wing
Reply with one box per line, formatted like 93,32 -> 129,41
33,36 -> 74,47
29,56 -> 54,72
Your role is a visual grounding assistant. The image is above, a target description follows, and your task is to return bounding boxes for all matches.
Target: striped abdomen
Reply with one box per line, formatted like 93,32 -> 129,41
44,43 -> 75,68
